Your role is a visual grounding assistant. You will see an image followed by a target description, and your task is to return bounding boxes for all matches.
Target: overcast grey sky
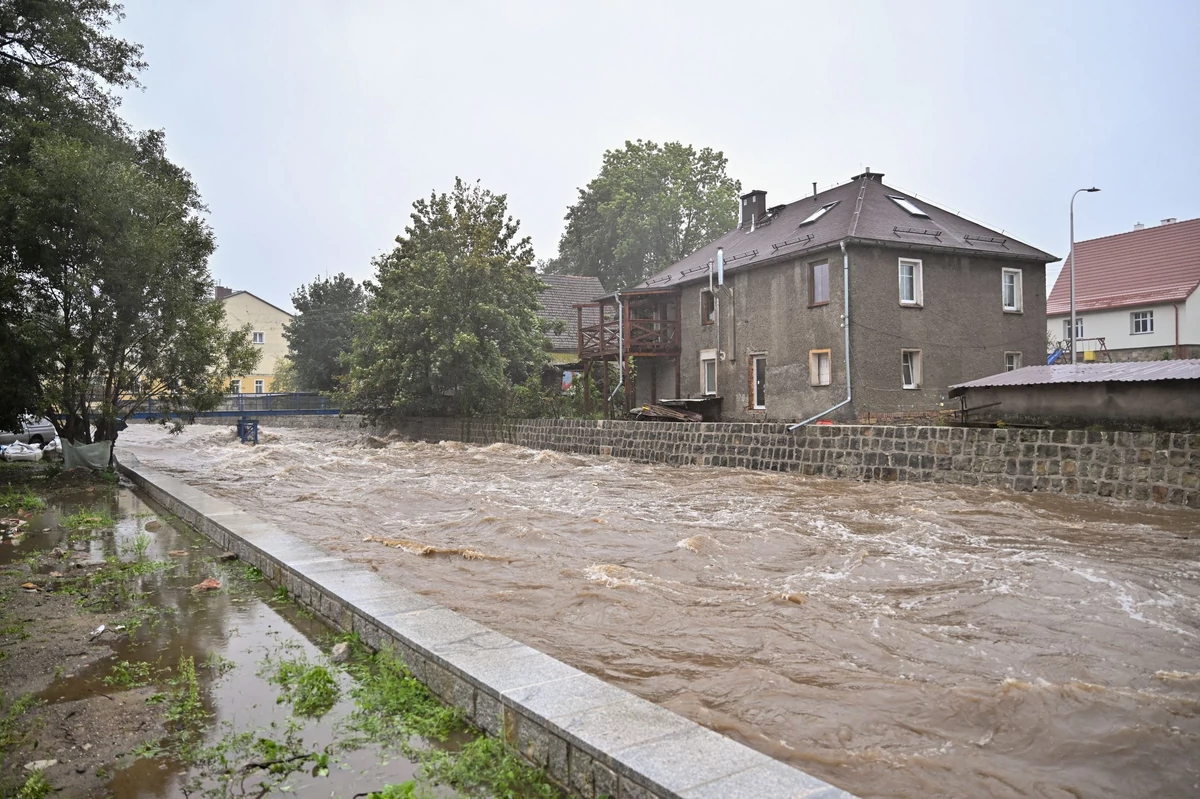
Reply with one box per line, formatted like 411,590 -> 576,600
115,0 -> 1199,312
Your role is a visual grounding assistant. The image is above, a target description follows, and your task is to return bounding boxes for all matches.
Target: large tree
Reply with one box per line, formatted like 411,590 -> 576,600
547,140 -> 741,291
0,0 -> 145,429
2,127 -> 259,443
344,179 -> 550,418
282,273 -> 366,393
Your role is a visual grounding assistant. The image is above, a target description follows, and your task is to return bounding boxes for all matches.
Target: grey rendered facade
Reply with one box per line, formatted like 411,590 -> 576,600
630,171 -> 1055,423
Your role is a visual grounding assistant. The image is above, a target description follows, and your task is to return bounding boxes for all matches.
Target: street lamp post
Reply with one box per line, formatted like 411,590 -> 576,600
1069,187 -> 1101,364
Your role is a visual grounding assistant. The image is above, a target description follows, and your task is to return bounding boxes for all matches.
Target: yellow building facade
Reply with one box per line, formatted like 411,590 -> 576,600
218,289 -> 294,394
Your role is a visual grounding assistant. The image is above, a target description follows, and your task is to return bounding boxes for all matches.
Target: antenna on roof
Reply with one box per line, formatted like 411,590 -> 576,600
812,182 -> 817,202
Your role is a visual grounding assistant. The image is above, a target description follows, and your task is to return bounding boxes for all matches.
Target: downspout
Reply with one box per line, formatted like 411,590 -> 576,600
608,292 -> 624,402
788,240 -> 852,430
1175,303 -> 1181,360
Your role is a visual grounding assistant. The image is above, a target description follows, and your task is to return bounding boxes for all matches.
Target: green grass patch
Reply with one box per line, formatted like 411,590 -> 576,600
424,736 -> 559,799
265,657 -> 340,718
103,660 -> 159,690
14,769 -> 52,799
0,487 -> 44,513
60,508 -> 116,530
0,691 -> 43,755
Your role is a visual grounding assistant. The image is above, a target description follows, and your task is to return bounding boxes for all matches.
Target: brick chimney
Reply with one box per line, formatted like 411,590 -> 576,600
215,285 -> 233,300
740,189 -> 767,230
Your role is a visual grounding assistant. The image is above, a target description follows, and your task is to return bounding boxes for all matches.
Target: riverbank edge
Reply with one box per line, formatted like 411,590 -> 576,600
208,415 -> 1196,509
114,449 -> 855,799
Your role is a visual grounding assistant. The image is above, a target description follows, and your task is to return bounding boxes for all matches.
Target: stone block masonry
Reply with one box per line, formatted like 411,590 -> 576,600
381,418 -> 1200,509
115,450 -> 856,799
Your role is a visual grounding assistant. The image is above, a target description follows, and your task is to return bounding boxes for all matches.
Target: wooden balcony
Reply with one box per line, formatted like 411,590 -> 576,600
575,288 -> 681,361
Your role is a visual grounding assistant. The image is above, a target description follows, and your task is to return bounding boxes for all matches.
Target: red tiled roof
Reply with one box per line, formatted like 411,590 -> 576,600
1046,218 -> 1200,316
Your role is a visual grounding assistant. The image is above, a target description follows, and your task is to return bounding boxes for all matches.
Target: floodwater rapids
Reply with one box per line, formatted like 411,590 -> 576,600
120,425 -> 1200,798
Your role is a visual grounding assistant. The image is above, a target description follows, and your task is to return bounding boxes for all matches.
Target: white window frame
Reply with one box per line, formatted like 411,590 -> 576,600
1063,318 -> 1083,341
751,353 -> 767,410
810,260 -> 830,306
1130,310 -> 1154,335
1002,268 -> 1023,312
809,349 -> 831,386
229,379 -> 241,394
700,349 -> 717,396
252,331 -> 265,345
901,349 -> 922,389
254,379 -> 265,394
1005,351 -> 1022,372
898,258 -> 923,306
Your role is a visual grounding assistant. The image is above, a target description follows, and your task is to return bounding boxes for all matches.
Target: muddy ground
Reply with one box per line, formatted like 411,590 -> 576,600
0,466 -> 167,798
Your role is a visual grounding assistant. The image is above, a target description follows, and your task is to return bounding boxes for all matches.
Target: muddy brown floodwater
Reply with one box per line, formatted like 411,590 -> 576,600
120,424 -> 1200,799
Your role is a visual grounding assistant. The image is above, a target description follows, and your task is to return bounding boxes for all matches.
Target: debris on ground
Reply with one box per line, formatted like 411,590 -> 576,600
192,577 -> 221,591
331,642 -> 352,663
218,551 -> 238,561
21,582 -> 39,592
23,759 -> 57,772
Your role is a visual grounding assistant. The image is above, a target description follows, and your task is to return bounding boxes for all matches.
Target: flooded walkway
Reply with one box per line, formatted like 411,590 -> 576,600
120,425 -> 1200,799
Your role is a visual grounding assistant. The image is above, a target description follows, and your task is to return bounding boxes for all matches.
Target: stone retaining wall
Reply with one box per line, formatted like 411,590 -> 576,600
379,418 -> 1200,508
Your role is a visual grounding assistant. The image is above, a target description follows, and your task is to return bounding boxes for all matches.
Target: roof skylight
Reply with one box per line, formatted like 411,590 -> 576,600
800,201 -> 839,225
888,195 -> 929,218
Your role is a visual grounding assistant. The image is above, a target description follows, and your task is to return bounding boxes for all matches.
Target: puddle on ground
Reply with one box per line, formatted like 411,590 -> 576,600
8,485 -> 454,799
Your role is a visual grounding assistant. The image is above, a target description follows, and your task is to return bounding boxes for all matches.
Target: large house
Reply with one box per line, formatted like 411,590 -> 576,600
217,287 -> 294,394
1046,217 -> 1200,362
577,170 -> 1056,422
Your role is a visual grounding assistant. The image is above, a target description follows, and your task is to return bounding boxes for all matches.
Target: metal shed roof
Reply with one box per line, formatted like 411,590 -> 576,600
949,360 -> 1200,396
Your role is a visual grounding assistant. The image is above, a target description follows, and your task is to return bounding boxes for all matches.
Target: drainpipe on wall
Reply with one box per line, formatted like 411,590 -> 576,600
608,292 -> 624,403
1175,304 -> 1182,360
788,240 -> 852,430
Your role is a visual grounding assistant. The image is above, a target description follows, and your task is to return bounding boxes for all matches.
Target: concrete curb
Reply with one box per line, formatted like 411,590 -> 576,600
116,450 -> 857,799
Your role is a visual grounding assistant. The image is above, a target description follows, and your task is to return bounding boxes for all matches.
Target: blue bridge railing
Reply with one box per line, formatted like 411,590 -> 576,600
131,392 -> 340,419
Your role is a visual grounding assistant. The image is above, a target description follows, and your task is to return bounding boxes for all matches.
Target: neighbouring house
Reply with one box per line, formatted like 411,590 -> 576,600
217,286 -> 294,394
1046,217 -> 1200,362
576,169 -> 1056,422
949,361 -> 1200,431
535,272 -> 604,362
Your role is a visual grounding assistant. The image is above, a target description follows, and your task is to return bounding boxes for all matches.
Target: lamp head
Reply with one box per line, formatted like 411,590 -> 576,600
1086,187 -> 1100,192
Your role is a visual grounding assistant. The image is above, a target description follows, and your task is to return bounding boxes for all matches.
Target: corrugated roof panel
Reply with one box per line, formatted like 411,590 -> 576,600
950,360 -> 1200,393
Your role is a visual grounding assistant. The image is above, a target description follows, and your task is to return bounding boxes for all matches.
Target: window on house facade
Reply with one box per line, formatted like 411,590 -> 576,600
810,261 -> 829,305
700,290 -> 715,325
254,379 -> 265,394
809,349 -> 831,386
700,349 -> 717,396
1002,268 -> 1023,312
1063,318 -> 1084,340
800,201 -> 840,225
1131,310 -> 1154,334
229,379 -> 241,394
751,355 -> 767,409
901,349 -> 922,389
1005,352 -> 1022,372
252,331 -> 265,345
899,259 -> 923,306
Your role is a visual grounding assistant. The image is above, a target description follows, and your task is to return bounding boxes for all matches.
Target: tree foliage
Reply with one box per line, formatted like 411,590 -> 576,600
547,140 -> 740,291
344,179 -> 550,418
0,0 -> 257,440
283,273 -> 366,393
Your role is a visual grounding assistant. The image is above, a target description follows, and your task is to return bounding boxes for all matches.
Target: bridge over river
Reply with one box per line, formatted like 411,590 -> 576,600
120,423 -> 1200,799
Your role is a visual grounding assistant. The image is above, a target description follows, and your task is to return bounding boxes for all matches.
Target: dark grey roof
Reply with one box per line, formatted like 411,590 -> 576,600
537,274 -> 605,352
631,174 -> 1058,292
949,360 -> 1200,396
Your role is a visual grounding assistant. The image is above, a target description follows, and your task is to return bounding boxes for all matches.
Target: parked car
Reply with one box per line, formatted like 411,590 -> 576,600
0,416 -> 56,446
